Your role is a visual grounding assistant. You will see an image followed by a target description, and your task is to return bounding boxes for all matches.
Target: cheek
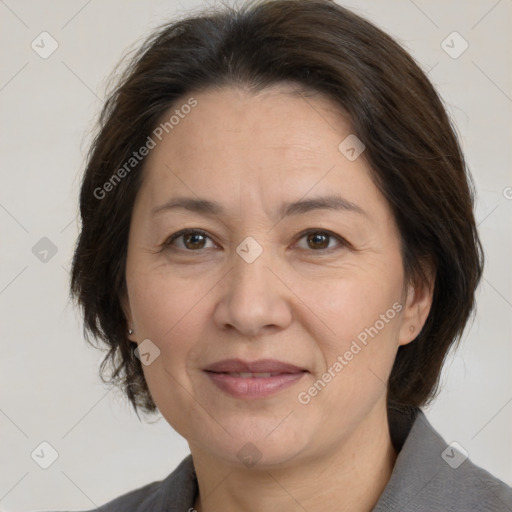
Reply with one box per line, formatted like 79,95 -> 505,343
129,272 -> 214,434
307,269 -> 403,345
301,267 -> 404,398
128,264 -> 208,335
127,269 -> 207,373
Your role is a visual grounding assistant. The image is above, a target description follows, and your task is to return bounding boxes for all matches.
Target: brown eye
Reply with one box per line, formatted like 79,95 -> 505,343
306,232 -> 330,250
183,232 -> 207,249
295,230 -> 346,252
166,230 -> 215,251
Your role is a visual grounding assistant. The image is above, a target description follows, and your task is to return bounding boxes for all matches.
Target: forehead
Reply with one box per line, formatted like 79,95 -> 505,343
135,84 -> 387,222
162,83 -> 351,155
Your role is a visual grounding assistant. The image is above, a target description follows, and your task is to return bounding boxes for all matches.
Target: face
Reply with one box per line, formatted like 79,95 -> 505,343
123,84 -> 429,468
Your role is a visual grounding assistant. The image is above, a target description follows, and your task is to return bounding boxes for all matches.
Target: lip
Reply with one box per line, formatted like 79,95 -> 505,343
204,358 -> 305,373
203,358 -> 307,399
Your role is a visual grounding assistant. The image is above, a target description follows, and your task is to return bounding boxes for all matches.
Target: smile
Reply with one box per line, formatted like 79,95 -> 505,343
203,358 -> 308,399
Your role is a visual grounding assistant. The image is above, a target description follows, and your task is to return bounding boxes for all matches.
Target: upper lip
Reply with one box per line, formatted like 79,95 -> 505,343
204,359 -> 306,373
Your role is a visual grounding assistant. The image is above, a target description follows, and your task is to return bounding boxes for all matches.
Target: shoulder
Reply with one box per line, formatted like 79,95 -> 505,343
45,454 -> 197,512
453,460 -> 512,511
85,479 -> 163,512
374,407 -> 512,511
95,454 -> 197,512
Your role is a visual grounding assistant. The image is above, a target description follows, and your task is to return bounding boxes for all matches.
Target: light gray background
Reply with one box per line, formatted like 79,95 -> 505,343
0,0 -> 511,510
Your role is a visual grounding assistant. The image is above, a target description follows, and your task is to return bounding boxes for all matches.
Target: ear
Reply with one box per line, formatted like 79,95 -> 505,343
120,291 -> 137,343
398,267 -> 435,346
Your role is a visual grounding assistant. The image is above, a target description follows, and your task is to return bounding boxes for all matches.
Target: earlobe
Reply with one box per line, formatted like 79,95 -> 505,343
127,327 -> 137,343
398,271 -> 434,346
120,293 -> 137,342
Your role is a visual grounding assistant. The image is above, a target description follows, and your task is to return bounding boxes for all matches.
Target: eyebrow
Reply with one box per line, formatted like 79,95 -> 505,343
151,194 -> 367,219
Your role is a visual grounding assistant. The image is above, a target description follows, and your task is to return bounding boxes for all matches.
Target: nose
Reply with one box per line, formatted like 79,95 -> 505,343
212,248 -> 293,338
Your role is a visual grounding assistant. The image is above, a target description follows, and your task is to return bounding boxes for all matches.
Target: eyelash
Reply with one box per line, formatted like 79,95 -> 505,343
164,228 -> 349,254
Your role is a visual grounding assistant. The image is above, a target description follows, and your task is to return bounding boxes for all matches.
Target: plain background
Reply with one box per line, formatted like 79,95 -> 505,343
0,0 -> 511,510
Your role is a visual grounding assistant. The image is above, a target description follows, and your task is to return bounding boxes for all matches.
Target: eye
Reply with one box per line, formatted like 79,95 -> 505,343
295,229 -> 346,252
165,229 -> 217,251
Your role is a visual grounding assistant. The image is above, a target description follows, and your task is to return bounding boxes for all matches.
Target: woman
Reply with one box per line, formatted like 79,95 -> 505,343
68,0 -> 512,510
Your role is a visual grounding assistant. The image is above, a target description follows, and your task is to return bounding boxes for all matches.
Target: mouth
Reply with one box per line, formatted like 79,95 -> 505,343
214,372 -> 288,378
203,359 -> 308,399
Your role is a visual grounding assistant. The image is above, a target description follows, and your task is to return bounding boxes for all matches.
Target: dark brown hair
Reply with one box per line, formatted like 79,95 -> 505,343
71,0 -> 483,415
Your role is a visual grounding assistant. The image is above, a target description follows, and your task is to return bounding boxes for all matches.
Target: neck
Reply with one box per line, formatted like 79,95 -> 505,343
191,399 -> 397,512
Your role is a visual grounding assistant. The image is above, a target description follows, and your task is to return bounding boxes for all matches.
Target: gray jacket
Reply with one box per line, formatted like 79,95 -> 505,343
58,406 -> 512,511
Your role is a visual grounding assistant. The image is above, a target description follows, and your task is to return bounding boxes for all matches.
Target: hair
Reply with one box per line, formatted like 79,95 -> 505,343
70,0 -> 483,415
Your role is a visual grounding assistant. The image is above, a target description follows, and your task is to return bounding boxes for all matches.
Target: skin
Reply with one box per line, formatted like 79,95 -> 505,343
122,83 -> 433,512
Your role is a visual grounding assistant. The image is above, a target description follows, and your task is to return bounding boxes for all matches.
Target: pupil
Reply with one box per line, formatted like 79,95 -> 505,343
185,233 -> 205,249
309,233 -> 328,249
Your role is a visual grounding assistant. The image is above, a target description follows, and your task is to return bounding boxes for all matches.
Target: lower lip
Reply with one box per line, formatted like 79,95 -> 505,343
205,371 -> 306,399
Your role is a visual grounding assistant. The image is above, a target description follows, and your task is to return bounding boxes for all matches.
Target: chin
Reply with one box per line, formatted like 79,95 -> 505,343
190,418 -> 314,470
217,441 -> 306,470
